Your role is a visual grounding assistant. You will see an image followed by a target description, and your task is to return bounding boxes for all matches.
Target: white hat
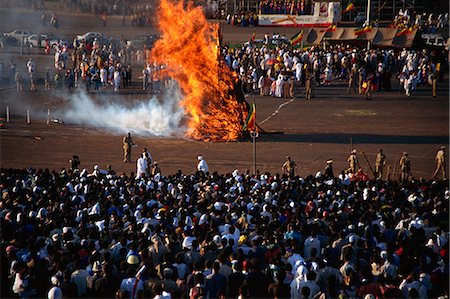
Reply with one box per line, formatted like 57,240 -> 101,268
197,155 -> 203,160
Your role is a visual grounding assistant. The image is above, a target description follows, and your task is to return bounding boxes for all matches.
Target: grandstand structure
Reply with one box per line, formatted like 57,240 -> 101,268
221,0 -> 449,22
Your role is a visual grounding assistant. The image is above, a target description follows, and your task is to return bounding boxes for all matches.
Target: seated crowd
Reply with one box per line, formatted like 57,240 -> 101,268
0,162 -> 448,298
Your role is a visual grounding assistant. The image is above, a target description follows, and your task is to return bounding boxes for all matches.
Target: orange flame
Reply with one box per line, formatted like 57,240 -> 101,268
150,0 -> 248,142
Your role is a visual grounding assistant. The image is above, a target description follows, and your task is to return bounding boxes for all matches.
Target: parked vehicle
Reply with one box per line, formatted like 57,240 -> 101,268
3,29 -> 34,41
0,35 -> 19,48
76,32 -> 104,41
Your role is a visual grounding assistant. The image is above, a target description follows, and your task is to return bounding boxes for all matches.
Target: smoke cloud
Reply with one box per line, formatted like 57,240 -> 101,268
61,86 -> 186,137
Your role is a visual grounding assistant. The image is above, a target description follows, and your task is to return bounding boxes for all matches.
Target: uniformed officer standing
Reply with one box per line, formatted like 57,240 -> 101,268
433,145 -> 447,180
324,159 -> 334,179
375,148 -> 386,180
431,68 -> 438,98
347,149 -> 359,174
399,152 -> 411,181
305,76 -> 314,100
123,132 -> 134,162
347,65 -> 357,94
282,156 -> 298,179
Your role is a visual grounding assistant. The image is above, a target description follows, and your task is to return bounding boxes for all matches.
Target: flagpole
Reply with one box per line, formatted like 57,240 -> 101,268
366,0 -> 371,50
250,97 -> 257,175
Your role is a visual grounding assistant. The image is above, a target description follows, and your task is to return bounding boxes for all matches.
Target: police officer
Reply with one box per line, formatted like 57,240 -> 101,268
347,149 -> 359,174
69,155 -> 80,170
431,68 -> 438,98
324,159 -> 334,179
282,156 -> 298,179
305,75 -> 314,100
399,152 -> 411,181
375,148 -> 386,180
433,145 -> 446,180
347,64 -> 357,94
123,132 -> 134,162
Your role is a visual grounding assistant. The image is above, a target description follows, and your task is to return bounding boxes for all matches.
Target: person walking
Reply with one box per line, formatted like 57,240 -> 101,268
375,148 -> 386,180
432,145 -> 446,180
399,152 -> 411,181
123,133 -> 134,162
282,156 -> 298,179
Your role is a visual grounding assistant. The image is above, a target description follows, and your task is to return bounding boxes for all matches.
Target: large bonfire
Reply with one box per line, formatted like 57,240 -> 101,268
150,0 -> 248,142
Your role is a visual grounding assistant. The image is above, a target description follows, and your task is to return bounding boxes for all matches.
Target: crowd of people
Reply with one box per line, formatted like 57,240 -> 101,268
258,0 -> 313,15
1,34 -> 157,93
1,145 -> 449,299
222,37 -> 447,99
389,10 -> 449,32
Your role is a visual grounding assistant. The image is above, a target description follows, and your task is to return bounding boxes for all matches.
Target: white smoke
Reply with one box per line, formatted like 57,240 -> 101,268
61,86 -> 186,136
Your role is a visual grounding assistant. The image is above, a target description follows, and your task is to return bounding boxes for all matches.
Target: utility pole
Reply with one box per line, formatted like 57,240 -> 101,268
366,0 -> 371,50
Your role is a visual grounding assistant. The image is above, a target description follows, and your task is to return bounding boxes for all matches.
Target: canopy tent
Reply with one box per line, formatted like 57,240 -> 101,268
304,27 -> 418,48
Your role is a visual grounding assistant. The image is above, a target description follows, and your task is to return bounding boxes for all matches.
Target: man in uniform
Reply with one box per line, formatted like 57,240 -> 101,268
347,149 -> 359,174
324,159 -> 334,179
399,152 -> 411,181
123,132 -> 134,162
375,148 -> 386,180
347,64 -> 357,94
305,75 -> 313,100
282,156 -> 298,179
69,155 -> 81,171
433,145 -> 446,180
431,67 -> 438,98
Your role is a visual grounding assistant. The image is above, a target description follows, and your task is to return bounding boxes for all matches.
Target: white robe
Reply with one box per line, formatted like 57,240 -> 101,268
100,68 -> 107,85
197,159 -> 209,173
275,77 -> 283,97
136,157 -> 148,178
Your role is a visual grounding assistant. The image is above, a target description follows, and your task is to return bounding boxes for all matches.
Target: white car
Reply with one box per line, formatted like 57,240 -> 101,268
3,29 -> 34,41
76,32 -> 104,41
25,34 -> 49,47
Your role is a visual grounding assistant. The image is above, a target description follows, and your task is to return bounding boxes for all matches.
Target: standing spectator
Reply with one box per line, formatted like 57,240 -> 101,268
123,132 -> 134,162
26,58 -> 36,91
197,155 -> 209,174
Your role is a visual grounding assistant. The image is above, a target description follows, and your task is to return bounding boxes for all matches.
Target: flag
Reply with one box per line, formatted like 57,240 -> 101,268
290,30 -> 303,46
354,25 -> 372,36
243,103 -> 256,131
395,27 -> 413,36
342,2 -> 355,13
321,24 -> 337,32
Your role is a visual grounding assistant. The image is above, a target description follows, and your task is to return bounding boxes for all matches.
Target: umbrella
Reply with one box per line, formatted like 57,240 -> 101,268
266,59 -> 279,66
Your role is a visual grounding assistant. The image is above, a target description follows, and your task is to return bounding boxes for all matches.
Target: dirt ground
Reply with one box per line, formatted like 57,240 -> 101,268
0,7 -> 449,179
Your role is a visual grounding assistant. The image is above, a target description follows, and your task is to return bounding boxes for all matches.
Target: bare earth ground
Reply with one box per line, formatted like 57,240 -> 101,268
0,7 -> 449,178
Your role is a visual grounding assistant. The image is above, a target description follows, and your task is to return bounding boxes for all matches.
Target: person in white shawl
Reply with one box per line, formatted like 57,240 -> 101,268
197,155 -> 209,174
136,153 -> 148,179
